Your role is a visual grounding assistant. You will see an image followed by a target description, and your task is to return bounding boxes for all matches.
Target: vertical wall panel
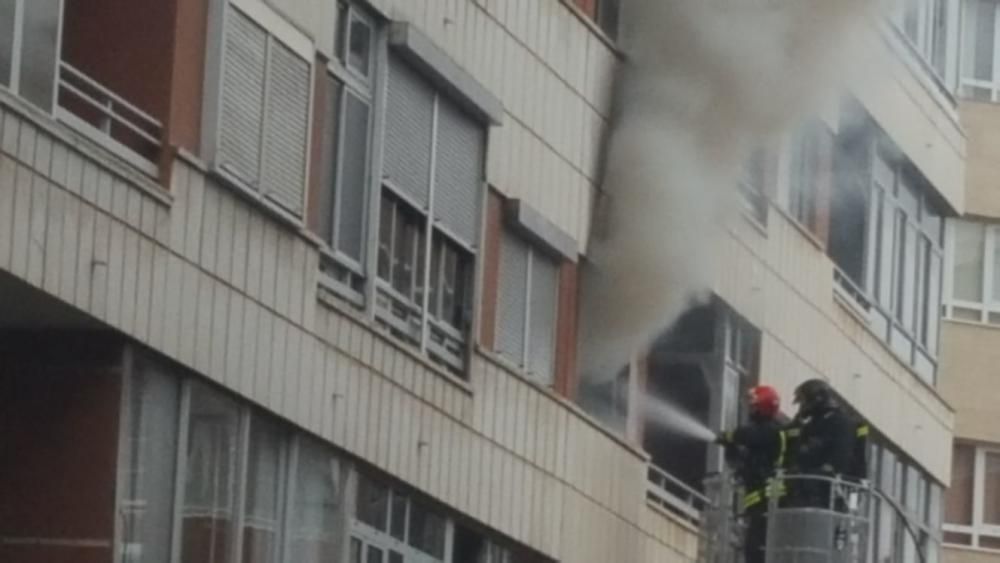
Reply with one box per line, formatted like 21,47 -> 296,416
57,190 -> 79,302
122,227 -> 141,334
0,156 -> 14,270
183,170 -> 205,263
26,174 -> 48,286
135,237 -> 155,342
41,182 -> 62,295
215,191 -> 235,279
199,181 -> 219,272
231,203 -> 249,292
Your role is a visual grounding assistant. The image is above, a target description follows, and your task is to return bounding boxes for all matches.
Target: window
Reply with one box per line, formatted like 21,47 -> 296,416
829,110 -> 944,383
892,0 -> 954,83
352,474 -> 447,562
739,148 -> 769,225
319,3 -> 376,302
495,229 -> 560,385
943,219 -> 1000,324
287,437 -> 347,563
215,5 -> 312,216
944,443 -> 1000,549
0,0 -> 61,111
785,119 -> 831,236
242,417 -> 286,563
961,0 -> 1000,100
375,56 -> 486,376
119,360 -> 181,563
868,440 -> 943,563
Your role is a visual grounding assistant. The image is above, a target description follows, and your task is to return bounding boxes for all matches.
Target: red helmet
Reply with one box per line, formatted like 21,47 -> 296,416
748,385 -> 780,418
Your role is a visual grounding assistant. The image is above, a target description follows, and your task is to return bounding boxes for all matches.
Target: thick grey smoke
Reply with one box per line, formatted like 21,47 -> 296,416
580,0 -> 872,381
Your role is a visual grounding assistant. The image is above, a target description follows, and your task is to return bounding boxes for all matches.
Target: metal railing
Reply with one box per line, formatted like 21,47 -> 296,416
56,62 -> 162,175
647,464 -> 711,526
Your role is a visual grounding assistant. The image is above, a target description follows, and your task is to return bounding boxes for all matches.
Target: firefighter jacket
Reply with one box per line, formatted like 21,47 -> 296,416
787,406 -> 855,476
720,418 -> 786,510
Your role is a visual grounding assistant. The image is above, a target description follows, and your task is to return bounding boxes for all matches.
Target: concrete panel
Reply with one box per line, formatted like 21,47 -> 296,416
939,321 -> 1000,444
960,102 -> 1000,220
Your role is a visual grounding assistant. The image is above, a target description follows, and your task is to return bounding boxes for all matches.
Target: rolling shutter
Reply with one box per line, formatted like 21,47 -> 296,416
219,8 -> 267,186
383,58 -> 434,208
528,253 -> 558,384
261,38 -> 310,215
496,230 -> 528,365
433,98 -> 484,245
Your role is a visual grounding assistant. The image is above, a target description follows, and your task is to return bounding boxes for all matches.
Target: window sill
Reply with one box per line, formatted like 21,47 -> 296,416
210,166 -> 305,232
475,345 -> 555,391
943,543 -> 1000,556
775,206 -> 825,253
740,208 -> 769,238
832,279 -> 872,326
644,497 -> 701,535
316,285 -> 474,397
942,316 -> 1000,332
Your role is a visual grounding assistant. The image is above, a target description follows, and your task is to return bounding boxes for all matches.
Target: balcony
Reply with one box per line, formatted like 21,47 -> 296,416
0,0 -> 175,178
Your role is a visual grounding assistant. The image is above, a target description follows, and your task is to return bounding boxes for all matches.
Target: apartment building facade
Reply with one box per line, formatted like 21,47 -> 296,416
940,1 -> 1000,561
0,1 -> 966,563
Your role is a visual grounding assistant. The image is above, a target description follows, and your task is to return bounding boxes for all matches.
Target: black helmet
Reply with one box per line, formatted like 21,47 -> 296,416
793,378 -> 834,415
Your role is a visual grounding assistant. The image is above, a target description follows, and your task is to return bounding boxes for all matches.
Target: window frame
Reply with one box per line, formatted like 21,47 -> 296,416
959,0 -> 1000,101
943,219 -> 1000,324
318,2 -> 380,306
371,56 -> 486,377
944,443 -> 1000,550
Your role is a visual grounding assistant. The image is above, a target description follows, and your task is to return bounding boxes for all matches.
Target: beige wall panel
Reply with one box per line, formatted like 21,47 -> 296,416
944,547 -> 1000,563
960,102 -> 1000,219
940,321 -> 1000,444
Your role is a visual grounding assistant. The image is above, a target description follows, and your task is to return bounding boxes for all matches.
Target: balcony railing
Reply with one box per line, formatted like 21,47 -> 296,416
56,62 -> 163,176
646,464 -> 710,526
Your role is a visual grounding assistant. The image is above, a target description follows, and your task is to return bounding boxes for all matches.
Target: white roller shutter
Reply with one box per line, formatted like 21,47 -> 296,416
433,98 -> 484,245
496,230 -> 528,365
217,5 -> 311,217
383,58 -> 434,208
261,38 -> 310,215
219,8 -> 267,186
528,252 -> 559,384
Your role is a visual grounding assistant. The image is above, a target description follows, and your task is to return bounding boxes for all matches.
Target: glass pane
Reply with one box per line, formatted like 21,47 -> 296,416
943,531 -> 972,545
901,222 -> 918,332
389,552 -> 403,563
408,499 -> 445,558
392,207 -> 416,297
945,444 -> 974,525
350,538 -> 363,563
20,0 -> 60,111
242,418 -> 284,563
0,0 -> 15,87
390,492 -> 407,542
982,535 -> 1000,550
318,76 -> 343,246
974,0 -> 997,81
954,222 -> 985,302
181,383 -> 241,563
288,438 -> 344,563
356,475 -> 389,531
378,195 -> 393,282
366,546 -> 384,563
879,190 -> 895,308
347,15 -> 372,77
985,451 -> 1000,524
120,361 -> 179,563
925,250 -> 942,354
337,92 -> 371,262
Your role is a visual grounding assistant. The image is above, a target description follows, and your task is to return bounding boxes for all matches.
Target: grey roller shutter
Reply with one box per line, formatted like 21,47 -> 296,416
434,98 -> 484,245
335,91 -> 370,262
219,8 -> 267,186
528,252 -> 559,384
261,38 -> 310,215
496,231 -> 528,365
383,58 -> 434,208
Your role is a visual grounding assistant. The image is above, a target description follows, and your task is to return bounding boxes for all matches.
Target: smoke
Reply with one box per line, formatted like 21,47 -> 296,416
644,394 -> 716,442
579,0 -> 873,381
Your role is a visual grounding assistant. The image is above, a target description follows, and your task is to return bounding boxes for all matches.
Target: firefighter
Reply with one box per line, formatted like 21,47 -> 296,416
715,385 -> 786,563
786,378 -> 855,507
